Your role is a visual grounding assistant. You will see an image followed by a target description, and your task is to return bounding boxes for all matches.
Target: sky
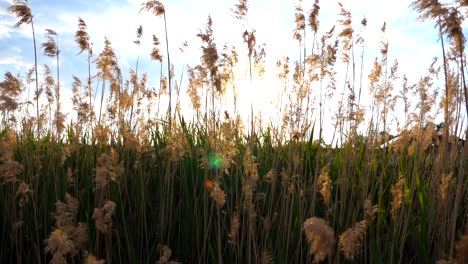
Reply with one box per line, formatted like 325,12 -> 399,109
0,0 -> 466,143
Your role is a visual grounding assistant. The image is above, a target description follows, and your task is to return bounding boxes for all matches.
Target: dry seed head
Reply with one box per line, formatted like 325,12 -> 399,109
339,220 -> 368,260
95,153 -> 111,189
75,17 -> 91,55
264,169 -> 276,183
151,35 -> 163,62
308,0 -> 320,33
261,250 -> 273,264
95,38 -> 120,81
0,72 -> 23,113
361,17 -> 367,26
42,29 -> 58,57
94,125 -> 110,145
7,0 -> 32,27
295,5 -> 306,31
243,148 -> 259,182
243,30 -> 256,58
210,182 -> 226,208
165,123 -> 188,161
454,223 -> 468,264
369,58 -> 382,87
440,172 -> 453,202
233,0 -> 248,20
187,66 -> 202,111
157,245 -> 171,263
53,193 -> 79,228
0,160 -> 23,184
16,181 -> 32,207
364,198 -> 378,222
141,0 -> 165,16
242,181 -> 257,220
95,150 -> 123,190
85,254 -> 105,264
435,260 -> 452,264
160,76 -> 168,94
45,211 -> 87,263
45,228 -> 76,262
156,244 -> 181,264
390,175 -> 405,219
303,217 -> 335,263
317,167 -> 332,207
229,214 -> 240,245
70,222 -> 88,250
277,56 -> 290,79
92,200 -> 116,234
135,25 -> 143,44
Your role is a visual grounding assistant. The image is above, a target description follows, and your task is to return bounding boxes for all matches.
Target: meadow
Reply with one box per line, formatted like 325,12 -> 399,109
0,0 -> 467,263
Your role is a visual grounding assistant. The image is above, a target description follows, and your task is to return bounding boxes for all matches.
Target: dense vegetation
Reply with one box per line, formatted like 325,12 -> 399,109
0,0 -> 467,263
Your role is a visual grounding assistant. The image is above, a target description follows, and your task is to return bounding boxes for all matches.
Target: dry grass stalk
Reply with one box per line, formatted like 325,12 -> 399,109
303,217 -> 335,263
339,220 -> 368,260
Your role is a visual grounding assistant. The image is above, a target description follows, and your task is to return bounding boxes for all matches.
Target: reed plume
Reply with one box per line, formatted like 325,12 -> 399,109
339,220 -> 368,260
303,217 -> 335,263
232,0 -> 248,20
45,194 -> 88,264
75,17 -> 94,127
7,0 -> 40,137
0,72 -> 22,117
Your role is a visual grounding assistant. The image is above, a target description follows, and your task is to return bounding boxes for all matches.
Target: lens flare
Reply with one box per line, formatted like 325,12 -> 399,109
208,153 -> 224,170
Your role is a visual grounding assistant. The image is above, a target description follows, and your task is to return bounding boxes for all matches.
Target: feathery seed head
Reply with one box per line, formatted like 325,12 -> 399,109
309,0 -> 320,33
7,0 -> 32,27
141,1 -> 165,16
303,217 -> 335,263
391,175 -> 405,219
339,220 -> 368,260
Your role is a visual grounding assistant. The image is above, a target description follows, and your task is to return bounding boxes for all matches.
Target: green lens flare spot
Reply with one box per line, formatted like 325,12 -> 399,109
208,153 -> 223,170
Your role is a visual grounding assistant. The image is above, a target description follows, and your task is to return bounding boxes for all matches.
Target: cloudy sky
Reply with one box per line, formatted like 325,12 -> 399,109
0,0 -> 465,142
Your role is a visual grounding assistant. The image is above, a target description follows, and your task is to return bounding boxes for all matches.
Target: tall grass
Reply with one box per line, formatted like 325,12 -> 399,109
0,0 -> 467,263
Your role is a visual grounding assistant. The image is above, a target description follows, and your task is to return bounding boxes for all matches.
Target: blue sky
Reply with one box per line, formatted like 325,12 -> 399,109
0,0 -> 466,142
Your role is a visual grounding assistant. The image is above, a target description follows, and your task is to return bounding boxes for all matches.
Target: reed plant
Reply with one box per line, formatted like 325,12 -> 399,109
0,0 -> 467,263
